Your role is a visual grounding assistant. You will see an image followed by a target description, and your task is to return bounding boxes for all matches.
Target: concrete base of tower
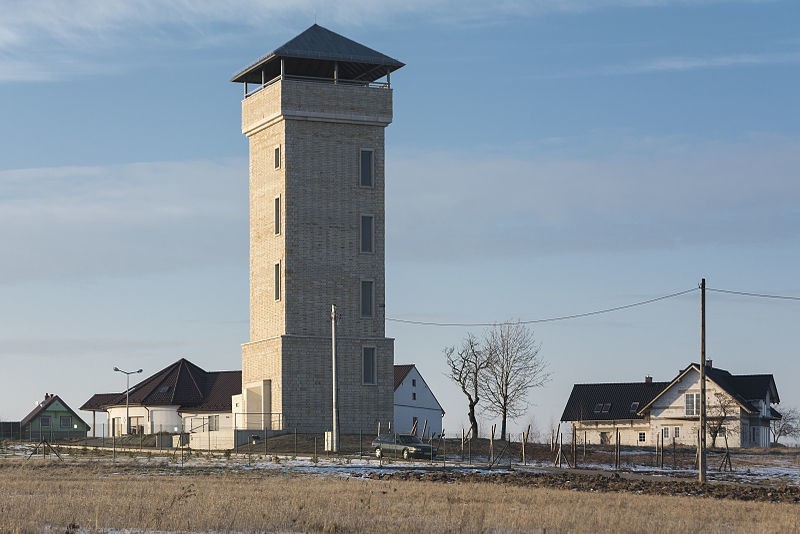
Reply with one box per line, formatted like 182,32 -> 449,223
242,335 -> 394,434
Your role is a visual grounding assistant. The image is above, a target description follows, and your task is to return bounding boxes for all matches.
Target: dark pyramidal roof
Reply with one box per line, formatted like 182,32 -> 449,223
231,24 -> 404,84
81,358 -> 241,413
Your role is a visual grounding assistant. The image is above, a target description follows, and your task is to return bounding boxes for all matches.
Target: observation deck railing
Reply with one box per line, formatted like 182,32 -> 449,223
244,74 -> 389,98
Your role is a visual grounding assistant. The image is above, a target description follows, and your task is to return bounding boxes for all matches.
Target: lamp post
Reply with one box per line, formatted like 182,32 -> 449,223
113,367 -> 142,435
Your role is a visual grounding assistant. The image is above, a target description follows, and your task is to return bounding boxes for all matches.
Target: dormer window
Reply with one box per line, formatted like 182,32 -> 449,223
593,403 -> 603,414
630,402 -> 640,413
601,403 -> 611,414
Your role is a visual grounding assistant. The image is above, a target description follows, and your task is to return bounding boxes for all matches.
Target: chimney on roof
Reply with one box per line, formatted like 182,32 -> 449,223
706,359 -> 713,368
645,376 -> 652,383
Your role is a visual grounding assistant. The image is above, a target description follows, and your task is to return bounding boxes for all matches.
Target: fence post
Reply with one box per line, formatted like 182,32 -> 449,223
490,424 -> 496,465
294,428 -> 297,459
572,427 -> 577,468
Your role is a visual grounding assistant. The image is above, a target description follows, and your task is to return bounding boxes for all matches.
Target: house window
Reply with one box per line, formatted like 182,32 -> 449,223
662,427 -> 669,440
360,215 -> 374,253
362,347 -> 376,385
719,426 -> 726,438
40,416 -> 51,427
274,146 -> 281,169
412,379 -> 416,387
638,432 -> 646,443
601,403 -> 611,414
274,262 -> 281,300
360,280 -> 374,317
60,416 -> 72,428
752,426 -> 758,444
360,149 -> 374,187
412,392 -> 416,401
674,426 -> 681,439
274,197 -> 281,235
208,415 -> 220,431
629,402 -> 639,413
593,403 -> 603,414
685,393 -> 700,416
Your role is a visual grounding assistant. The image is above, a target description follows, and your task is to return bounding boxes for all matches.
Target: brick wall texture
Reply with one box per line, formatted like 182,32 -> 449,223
241,79 -> 395,432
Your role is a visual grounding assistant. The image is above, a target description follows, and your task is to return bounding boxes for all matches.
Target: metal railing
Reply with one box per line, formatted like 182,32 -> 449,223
244,74 -> 389,98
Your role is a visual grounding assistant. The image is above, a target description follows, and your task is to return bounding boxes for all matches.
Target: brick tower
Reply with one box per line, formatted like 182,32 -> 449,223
231,25 -> 404,433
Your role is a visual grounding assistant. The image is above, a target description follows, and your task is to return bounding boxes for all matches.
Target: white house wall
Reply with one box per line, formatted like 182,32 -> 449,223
106,405 -> 183,435
649,368 -> 745,447
394,367 -> 443,438
149,407 -> 182,434
181,411 -> 236,432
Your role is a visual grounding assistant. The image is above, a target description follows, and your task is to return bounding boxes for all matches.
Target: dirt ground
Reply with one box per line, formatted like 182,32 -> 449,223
366,467 -> 800,504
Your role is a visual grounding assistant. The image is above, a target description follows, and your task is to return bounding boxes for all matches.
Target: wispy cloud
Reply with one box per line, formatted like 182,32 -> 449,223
387,134 -> 800,261
0,338 -> 185,359
0,0 -> 775,82
536,50 -> 800,79
0,159 -> 247,284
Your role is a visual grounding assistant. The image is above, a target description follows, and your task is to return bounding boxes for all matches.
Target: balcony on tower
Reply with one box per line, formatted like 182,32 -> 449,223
231,24 -> 404,136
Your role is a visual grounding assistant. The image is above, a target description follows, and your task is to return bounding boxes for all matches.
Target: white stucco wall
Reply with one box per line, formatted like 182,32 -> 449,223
106,405 -> 182,435
394,367 -> 444,438
182,411 -> 236,432
650,368 -> 745,447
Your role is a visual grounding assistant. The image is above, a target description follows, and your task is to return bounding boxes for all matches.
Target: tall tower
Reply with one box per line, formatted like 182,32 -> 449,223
231,25 -> 404,433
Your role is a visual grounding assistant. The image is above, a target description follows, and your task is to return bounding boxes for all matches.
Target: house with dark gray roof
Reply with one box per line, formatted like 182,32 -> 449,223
561,361 -> 781,448
82,358 -> 241,439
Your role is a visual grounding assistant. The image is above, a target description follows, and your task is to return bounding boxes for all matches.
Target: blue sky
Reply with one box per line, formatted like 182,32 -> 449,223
1,0 -> 798,439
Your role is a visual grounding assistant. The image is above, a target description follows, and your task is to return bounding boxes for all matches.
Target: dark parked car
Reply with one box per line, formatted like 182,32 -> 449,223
371,434 -> 436,459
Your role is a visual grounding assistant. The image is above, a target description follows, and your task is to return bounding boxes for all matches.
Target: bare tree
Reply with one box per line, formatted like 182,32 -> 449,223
706,391 -> 740,448
445,333 -> 491,440
771,406 -> 800,445
481,321 -> 550,441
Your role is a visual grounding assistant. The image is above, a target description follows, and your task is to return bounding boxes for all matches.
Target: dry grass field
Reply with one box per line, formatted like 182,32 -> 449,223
0,460 -> 797,533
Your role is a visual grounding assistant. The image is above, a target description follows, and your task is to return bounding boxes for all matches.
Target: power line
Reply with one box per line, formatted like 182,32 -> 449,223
707,287 -> 800,302
386,287 -> 698,328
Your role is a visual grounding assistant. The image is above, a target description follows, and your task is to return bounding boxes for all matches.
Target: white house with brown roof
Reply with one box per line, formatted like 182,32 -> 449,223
82,358 -> 241,440
561,361 -> 781,448
393,365 -> 444,438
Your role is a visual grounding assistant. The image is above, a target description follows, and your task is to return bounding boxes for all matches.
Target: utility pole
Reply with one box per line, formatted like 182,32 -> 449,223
698,278 -> 707,483
331,304 -> 339,453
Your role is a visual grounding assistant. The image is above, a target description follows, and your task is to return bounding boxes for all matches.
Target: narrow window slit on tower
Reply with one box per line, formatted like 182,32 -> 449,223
360,149 -> 373,187
274,146 -> 281,169
274,262 -> 281,300
360,215 -> 374,252
275,197 -> 281,235
362,347 -> 376,385
361,280 -> 374,317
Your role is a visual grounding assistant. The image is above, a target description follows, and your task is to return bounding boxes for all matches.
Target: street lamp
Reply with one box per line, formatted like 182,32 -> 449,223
114,366 -> 143,435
